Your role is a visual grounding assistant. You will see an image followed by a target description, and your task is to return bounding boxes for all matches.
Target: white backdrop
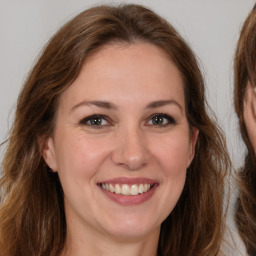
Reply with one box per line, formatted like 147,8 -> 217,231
0,0 -> 255,255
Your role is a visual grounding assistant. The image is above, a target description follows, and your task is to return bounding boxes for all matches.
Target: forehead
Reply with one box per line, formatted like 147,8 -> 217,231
58,42 -> 185,110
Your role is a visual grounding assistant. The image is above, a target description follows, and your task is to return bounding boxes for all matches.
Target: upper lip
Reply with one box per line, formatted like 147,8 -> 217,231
97,177 -> 159,185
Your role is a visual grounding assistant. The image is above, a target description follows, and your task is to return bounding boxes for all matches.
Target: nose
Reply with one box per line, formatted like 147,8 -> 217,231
111,126 -> 150,170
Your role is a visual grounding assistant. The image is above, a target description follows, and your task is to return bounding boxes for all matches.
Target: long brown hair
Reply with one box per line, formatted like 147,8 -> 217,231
0,4 -> 230,256
234,5 -> 256,256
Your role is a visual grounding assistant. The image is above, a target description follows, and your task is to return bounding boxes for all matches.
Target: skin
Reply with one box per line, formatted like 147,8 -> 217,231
244,81 -> 256,154
43,42 -> 198,256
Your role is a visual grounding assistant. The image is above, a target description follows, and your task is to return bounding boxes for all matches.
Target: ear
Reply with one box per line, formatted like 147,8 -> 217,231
39,136 -> 58,172
187,127 -> 199,168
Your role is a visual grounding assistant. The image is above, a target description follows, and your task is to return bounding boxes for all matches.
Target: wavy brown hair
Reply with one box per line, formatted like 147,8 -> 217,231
0,4 -> 230,256
234,5 -> 256,256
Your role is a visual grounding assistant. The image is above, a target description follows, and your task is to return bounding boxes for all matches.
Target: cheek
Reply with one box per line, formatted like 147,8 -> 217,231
149,134 -> 189,220
54,132 -> 111,180
149,132 -> 190,202
161,140 -> 188,191
152,133 -> 191,177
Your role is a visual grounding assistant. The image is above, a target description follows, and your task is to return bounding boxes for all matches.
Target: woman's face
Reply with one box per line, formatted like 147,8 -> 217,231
244,81 -> 256,153
43,43 -> 198,241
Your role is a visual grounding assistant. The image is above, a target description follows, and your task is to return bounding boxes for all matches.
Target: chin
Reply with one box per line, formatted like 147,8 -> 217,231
101,214 -> 161,241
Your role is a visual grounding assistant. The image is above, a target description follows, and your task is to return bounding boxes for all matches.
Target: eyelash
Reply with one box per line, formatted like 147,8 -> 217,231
79,113 -> 176,128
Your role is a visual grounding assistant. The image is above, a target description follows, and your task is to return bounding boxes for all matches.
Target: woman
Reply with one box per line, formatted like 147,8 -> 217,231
0,4 -> 230,256
234,4 -> 256,256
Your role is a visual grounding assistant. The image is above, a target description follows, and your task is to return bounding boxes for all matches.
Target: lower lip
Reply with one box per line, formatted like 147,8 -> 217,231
99,185 -> 158,206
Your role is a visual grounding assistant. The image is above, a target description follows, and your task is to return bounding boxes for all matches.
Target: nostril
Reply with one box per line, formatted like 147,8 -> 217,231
111,151 -> 149,170
115,160 -> 147,171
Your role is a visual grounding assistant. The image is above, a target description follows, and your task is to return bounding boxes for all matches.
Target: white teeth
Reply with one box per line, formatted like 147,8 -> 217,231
115,184 -> 121,194
109,184 -> 115,192
130,184 -> 138,195
138,184 -> 144,194
145,184 -> 150,192
100,183 -> 152,196
122,184 -> 130,195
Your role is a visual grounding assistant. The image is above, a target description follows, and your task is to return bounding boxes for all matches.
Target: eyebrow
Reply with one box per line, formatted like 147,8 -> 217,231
146,100 -> 182,112
70,100 -> 118,112
70,99 -> 182,112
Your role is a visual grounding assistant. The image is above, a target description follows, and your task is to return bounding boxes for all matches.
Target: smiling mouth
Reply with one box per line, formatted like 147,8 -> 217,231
98,183 -> 154,196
